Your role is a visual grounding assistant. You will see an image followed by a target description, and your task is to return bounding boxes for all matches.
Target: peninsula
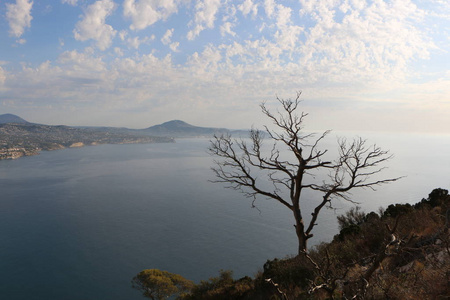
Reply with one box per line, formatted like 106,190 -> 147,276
0,114 -> 174,160
0,114 -> 244,160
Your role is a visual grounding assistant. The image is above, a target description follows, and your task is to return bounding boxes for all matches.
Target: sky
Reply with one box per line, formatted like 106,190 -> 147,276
0,0 -> 449,133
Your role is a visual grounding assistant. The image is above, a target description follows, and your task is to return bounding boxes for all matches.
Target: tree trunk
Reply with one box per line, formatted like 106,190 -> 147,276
293,209 -> 308,254
296,225 -> 308,255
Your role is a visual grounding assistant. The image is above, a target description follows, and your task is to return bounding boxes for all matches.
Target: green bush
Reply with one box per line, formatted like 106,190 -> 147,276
183,270 -> 253,300
262,256 -> 314,289
132,269 -> 194,300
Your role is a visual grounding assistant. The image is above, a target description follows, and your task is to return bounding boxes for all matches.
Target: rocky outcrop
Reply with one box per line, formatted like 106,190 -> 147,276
0,147 -> 39,159
69,142 -> 85,148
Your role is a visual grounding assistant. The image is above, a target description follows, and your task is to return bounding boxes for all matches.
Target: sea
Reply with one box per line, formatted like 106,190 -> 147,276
0,132 -> 449,300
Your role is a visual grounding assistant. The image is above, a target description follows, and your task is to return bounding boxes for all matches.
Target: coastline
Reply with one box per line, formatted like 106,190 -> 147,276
0,138 -> 175,161
0,147 -> 39,160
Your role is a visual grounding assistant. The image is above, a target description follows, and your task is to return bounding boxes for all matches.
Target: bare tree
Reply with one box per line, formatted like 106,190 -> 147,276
208,92 -> 400,254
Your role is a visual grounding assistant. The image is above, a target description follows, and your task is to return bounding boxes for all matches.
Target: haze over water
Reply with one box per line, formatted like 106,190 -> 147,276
0,133 -> 449,300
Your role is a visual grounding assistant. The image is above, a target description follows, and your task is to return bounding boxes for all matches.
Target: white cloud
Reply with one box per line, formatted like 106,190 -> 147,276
187,45 -> 223,77
187,0 -> 221,40
123,0 -> 179,30
16,38 -> 27,45
220,22 -> 236,36
127,36 -> 149,48
298,0 -> 432,84
61,0 -> 78,6
58,48 -> 107,73
169,42 -> 179,52
187,25 -> 204,41
161,28 -> 174,45
0,66 -> 6,85
271,4 -> 303,52
263,0 -> 275,18
73,0 -> 117,50
114,47 -> 124,56
127,37 -> 140,48
119,30 -> 128,41
6,0 -> 33,38
238,0 -> 258,17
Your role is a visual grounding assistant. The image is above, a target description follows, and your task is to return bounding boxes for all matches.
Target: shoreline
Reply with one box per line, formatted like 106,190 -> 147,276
0,138 -> 175,161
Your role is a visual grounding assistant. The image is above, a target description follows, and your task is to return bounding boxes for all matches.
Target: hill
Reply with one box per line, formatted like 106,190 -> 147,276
140,120 -> 230,137
0,114 -> 29,124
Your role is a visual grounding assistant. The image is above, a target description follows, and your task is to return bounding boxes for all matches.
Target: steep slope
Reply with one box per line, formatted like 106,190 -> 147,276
141,120 -> 230,137
0,114 -> 29,124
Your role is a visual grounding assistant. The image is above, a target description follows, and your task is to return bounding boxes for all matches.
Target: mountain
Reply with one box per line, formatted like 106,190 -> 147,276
0,114 -> 29,124
140,120 -> 231,137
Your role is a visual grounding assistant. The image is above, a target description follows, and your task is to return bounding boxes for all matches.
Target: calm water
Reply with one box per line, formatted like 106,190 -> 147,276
0,134 -> 448,299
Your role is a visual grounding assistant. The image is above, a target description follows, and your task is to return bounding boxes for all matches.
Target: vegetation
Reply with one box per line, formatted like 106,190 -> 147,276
134,188 -> 449,299
182,270 -> 254,300
131,269 -> 194,300
208,92 -> 400,254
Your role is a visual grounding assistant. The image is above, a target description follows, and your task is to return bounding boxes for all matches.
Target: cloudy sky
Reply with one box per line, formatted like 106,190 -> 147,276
0,0 -> 448,133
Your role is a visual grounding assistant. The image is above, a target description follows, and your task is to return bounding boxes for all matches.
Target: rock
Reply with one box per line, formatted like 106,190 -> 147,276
69,142 -> 84,148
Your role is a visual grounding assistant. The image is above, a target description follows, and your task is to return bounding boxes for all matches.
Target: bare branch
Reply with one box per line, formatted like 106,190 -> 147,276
265,278 -> 289,300
209,93 -> 401,254
209,134 -> 293,210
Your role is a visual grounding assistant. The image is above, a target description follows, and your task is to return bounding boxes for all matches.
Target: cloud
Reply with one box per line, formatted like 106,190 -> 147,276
73,0 -> 117,50
57,48 -> 107,73
238,0 -> 258,17
160,29 -> 179,51
161,28 -> 174,45
263,0 -> 275,18
118,30 -> 128,41
127,36 -> 150,48
186,25 -> 204,41
123,0 -> 179,30
220,21 -> 236,36
187,0 -> 221,40
0,66 -> 6,86
295,0 -> 433,84
16,38 -> 27,45
114,47 -> 124,56
6,0 -> 33,38
169,42 -> 179,52
271,4 -> 303,52
61,0 -> 78,5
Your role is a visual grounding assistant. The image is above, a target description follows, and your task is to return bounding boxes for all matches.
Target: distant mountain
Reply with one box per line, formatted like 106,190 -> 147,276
140,120 -> 231,137
0,114 -> 29,124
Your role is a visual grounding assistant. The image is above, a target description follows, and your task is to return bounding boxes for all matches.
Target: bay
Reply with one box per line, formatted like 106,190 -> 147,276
0,133 -> 448,299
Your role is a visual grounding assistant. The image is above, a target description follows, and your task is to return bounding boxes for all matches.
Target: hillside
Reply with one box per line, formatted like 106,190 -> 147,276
140,120 -> 231,137
0,113 -> 29,124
